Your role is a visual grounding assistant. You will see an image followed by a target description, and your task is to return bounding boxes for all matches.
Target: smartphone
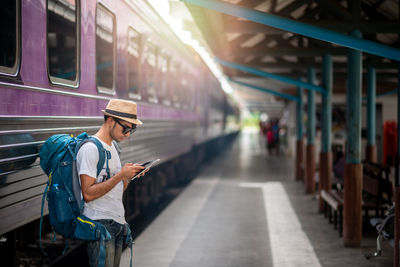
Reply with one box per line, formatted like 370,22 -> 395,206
140,161 -> 153,167
132,159 -> 160,180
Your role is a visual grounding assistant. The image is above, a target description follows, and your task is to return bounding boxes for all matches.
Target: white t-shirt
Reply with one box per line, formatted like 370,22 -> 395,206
76,137 -> 126,225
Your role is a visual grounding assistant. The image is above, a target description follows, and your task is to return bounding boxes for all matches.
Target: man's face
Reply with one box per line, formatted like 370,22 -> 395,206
109,118 -> 136,142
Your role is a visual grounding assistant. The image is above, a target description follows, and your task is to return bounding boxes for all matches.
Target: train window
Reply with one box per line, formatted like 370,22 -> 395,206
127,27 -> 141,99
47,0 -> 79,87
186,72 -> 195,110
96,4 -> 115,94
181,72 -> 189,109
159,53 -> 170,105
142,41 -> 158,103
170,61 -> 180,108
0,0 -> 19,76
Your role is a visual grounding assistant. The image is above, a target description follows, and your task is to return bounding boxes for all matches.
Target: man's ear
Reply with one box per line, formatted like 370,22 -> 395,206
106,116 -> 114,127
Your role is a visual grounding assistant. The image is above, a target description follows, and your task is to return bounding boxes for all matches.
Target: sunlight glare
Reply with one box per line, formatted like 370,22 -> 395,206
148,0 -> 235,96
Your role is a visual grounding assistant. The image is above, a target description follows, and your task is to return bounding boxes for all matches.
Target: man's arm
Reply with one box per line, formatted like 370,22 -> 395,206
123,179 -> 129,191
122,166 -> 149,191
81,163 -> 145,202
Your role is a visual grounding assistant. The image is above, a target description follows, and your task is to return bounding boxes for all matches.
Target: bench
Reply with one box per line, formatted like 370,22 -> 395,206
320,161 -> 393,237
362,162 -> 392,218
321,189 -> 343,236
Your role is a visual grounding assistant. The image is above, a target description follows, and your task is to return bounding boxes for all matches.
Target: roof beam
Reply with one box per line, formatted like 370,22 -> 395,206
240,61 -> 398,70
235,71 -> 400,80
182,0 -> 400,60
236,0 -> 265,9
277,0 -> 309,17
224,19 -> 400,34
317,0 -> 352,20
231,47 -> 348,57
216,57 -> 326,94
229,78 -> 300,102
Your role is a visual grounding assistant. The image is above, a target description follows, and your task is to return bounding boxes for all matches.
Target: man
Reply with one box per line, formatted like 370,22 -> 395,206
77,99 -> 146,267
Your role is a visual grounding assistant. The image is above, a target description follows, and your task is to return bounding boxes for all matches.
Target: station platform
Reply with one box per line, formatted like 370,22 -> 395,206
121,129 -> 393,267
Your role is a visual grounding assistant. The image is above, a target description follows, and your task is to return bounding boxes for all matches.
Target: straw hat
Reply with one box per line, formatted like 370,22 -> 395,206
102,99 -> 143,125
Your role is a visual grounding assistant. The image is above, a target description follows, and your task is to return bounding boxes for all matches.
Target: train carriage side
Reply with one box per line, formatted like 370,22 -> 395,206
0,0 -> 239,250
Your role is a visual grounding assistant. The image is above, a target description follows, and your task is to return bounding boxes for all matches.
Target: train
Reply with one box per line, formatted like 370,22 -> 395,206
0,0 -> 240,264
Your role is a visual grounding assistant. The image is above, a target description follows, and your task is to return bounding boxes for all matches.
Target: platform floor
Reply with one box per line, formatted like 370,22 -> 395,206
121,130 -> 393,267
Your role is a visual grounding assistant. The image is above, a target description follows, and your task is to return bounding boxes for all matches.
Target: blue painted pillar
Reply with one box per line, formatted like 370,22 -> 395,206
305,68 -> 316,193
296,85 -> 304,181
297,86 -> 304,139
346,31 -> 363,165
322,55 -> 332,153
366,67 -> 377,162
343,30 -> 363,248
307,68 -> 316,145
318,54 -> 333,212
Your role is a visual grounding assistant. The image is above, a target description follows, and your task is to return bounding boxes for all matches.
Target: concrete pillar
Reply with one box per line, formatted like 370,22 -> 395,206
344,164 -> 363,247
366,67 -> 377,162
343,30 -> 363,247
319,54 -> 333,212
296,140 -> 304,181
305,68 -> 316,194
296,85 -> 304,181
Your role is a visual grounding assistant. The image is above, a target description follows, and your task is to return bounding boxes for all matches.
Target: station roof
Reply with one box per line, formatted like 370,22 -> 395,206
183,0 -> 399,116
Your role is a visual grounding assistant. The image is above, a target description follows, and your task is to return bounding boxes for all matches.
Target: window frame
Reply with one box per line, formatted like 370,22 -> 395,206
159,52 -> 171,106
171,60 -> 181,108
0,0 -> 21,77
95,3 -> 116,95
46,0 -> 81,88
142,39 -> 158,103
180,69 -> 189,110
127,26 -> 142,100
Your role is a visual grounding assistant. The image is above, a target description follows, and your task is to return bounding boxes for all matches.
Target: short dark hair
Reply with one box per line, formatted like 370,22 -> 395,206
104,115 -> 111,122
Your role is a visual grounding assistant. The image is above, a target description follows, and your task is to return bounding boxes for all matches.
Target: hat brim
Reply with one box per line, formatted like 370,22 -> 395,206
102,110 -> 143,125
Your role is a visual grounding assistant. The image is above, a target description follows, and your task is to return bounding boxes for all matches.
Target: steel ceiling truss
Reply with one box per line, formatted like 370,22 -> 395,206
185,0 -> 399,99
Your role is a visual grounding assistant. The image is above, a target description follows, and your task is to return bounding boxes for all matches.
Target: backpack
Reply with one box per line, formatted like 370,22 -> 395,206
38,132 -> 133,267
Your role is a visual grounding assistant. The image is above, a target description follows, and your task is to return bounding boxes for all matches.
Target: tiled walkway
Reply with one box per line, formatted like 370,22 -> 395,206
121,130 -> 393,267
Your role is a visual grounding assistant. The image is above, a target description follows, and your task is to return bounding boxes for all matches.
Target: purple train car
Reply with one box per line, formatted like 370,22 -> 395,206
0,0 -> 240,245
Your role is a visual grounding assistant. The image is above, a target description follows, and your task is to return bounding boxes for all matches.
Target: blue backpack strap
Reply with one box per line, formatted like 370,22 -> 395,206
73,137 -> 108,211
112,140 -> 121,159
124,225 -> 134,267
39,181 -> 50,256
120,224 -> 134,267
97,223 -> 112,267
76,136 -> 109,178
86,137 -> 107,178
98,234 -> 107,267
129,242 -> 133,267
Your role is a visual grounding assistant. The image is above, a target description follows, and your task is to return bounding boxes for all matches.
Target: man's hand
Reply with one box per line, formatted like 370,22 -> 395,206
120,163 -> 146,181
81,163 -> 147,202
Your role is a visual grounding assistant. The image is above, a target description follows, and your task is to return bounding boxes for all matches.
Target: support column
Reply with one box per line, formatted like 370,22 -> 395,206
305,68 -> 316,194
343,30 -> 363,247
296,85 -> 304,181
296,140 -> 304,181
394,63 -> 400,267
395,188 -> 400,267
319,54 -> 333,212
366,67 -> 377,162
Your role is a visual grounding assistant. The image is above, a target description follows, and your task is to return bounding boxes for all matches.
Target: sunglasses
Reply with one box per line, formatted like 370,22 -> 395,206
115,119 -> 136,135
